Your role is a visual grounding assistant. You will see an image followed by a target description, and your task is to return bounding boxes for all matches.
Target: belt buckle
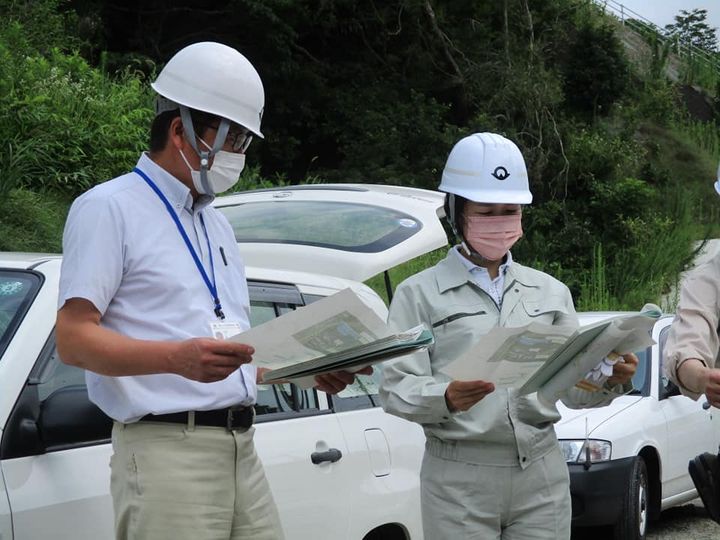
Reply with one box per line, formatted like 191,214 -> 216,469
226,406 -> 247,431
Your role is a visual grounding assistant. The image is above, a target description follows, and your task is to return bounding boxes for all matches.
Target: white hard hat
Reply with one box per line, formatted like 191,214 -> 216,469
439,133 -> 532,204
151,42 -> 265,137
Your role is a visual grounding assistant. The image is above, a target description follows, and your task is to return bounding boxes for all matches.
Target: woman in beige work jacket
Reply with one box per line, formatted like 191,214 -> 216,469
379,132 -> 638,540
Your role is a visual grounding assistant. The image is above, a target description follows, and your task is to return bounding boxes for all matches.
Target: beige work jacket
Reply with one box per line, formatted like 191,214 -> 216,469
665,252 -> 720,400
380,249 -> 626,468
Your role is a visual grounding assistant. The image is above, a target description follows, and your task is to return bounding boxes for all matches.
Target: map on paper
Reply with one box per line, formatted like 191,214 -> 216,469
293,313 -> 377,355
440,305 -> 660,399
227,287 -> 433,386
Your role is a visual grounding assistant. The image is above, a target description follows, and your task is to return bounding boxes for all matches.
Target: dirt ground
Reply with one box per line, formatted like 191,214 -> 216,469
572,501 -> 720,539
646,502 -> 720,540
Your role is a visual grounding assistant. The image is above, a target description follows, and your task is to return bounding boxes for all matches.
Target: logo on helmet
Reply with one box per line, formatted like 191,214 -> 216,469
491,166 -> 510,181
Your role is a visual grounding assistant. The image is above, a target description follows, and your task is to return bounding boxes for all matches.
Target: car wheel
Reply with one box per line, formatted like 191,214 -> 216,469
614,456 -> 648,540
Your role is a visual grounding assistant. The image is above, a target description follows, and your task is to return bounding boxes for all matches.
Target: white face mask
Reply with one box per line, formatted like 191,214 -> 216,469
179,138 -> 246,195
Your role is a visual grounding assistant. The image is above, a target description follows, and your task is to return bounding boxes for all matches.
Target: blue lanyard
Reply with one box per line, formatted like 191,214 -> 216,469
134,167 -> 225,320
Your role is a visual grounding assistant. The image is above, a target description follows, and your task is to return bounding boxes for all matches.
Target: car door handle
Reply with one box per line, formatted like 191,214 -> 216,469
311,448 -> 343,464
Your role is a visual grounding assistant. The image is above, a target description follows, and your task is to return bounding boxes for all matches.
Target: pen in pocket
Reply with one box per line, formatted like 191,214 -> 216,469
219,246 -> 228,266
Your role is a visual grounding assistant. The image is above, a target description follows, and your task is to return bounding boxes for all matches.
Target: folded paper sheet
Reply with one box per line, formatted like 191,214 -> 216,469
228,287 -> 433,388
440,305 -> 661,402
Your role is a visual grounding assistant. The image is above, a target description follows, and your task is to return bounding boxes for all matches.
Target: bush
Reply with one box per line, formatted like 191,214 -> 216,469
0,188 -> 69,252
0,47 -> 152,196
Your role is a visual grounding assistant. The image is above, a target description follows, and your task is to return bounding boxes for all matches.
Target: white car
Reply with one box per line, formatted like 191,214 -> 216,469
0,184 -> 448,540
556,312 -> 720,540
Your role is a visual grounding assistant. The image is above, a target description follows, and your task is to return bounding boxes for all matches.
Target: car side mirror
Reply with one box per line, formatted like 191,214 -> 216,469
662,379 -> 682,399
39,385 -> 112,451
0,384 -> 44,459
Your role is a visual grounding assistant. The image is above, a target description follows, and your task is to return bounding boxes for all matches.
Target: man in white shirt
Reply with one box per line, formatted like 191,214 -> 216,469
56,41 -> 360,540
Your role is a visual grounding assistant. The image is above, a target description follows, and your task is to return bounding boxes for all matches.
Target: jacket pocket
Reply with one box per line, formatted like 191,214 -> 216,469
521,297 -> 569,325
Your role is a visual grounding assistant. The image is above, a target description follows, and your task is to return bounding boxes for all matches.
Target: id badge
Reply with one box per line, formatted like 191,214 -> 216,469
210,320 -> 244,340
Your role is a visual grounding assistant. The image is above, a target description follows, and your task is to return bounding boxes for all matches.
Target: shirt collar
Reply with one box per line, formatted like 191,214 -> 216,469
452,245 -> 513,278
436,247 -> 537,294
135,153 -> 214,212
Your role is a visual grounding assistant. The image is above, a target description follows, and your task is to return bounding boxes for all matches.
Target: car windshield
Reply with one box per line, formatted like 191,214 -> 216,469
217,201 -> 423,252
0,270 -> 41,358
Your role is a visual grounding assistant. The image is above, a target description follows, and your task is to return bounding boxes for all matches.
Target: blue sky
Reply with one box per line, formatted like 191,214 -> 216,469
612,0 -> 720,37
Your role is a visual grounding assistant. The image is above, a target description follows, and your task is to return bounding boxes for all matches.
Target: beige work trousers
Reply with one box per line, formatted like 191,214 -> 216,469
420,444 -> 571,540
110,420 -> 285,540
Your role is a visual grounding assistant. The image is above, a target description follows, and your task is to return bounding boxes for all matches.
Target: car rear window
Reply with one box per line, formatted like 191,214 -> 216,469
0,270 -> 42,359
217,201 -> 422,253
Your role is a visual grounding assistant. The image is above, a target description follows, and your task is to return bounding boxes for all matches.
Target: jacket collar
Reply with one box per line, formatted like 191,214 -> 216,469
435,247 -> 540,294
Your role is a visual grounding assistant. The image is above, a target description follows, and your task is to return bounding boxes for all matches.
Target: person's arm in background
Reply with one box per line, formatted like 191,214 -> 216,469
665,263 -> 720,405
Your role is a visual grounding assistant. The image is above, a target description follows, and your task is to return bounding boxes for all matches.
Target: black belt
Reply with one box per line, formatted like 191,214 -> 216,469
138,406 -> 254,430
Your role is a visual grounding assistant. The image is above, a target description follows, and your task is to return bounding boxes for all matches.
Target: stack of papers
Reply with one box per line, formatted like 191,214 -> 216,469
440,305 -> 660,402
228,288 -> 433,388
261,324 -> 433,385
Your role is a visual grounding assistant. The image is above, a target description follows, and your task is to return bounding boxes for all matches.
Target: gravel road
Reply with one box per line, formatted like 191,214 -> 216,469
572,500 -> 720,539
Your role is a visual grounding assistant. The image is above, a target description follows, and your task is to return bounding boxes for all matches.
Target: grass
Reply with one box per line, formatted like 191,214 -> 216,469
0,188 -> 71,252
365,248 -> 448,305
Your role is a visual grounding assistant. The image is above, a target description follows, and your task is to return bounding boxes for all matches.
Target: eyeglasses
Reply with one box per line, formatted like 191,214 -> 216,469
196,122 -> 253,153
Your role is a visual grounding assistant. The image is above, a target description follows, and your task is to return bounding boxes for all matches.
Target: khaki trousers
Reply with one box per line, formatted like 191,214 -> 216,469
110,420 -> 285,540
420,445 -> 571,540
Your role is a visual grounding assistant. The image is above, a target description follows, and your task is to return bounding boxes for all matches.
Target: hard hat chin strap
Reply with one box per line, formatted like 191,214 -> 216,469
179,106 -> 230,195
447,193 -> 488,262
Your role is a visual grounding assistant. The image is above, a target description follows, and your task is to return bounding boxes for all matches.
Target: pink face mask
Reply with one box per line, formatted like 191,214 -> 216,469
463,214 -> 523,261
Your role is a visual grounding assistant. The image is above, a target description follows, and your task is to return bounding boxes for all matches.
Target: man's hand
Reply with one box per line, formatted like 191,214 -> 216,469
705,369 -> 720,408
314,366 -> 374,394
444,380 -> 495,412
607,352 -> 639,387
169,338 -> 254,383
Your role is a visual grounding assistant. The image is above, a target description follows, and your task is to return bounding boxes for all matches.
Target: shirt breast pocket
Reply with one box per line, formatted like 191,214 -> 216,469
520,297 -> 569,325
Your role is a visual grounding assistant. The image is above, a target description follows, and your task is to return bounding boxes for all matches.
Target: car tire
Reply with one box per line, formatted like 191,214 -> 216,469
614,456 -> 649,540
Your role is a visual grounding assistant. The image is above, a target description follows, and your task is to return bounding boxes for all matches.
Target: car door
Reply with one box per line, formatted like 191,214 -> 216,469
247,281 -> 353,538
657,320 -> 717,496
1,279 -> 353,540
1,337 -> 115,540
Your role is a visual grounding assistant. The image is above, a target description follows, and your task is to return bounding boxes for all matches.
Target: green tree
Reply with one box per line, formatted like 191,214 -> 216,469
665,8 -> 718,53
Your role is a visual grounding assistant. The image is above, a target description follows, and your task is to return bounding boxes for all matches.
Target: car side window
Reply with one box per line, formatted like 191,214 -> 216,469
657,324 -> 683,399
248,283 -> 321,421
0,334 -> 112,460
1,282 -> 326,460
302,292 -> 382,412
330,371 -> 381,412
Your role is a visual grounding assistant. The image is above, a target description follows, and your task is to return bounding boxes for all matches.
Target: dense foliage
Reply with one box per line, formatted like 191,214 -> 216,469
0,0 -> 717,309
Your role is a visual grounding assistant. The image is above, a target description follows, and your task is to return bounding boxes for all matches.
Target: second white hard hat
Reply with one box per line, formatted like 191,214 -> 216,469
151,41 -> 265,137
439,132 -> 532,204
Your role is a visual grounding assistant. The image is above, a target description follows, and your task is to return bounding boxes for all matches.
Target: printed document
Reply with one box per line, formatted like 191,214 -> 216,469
227,287 -> 433,387
440,304 -> 660,401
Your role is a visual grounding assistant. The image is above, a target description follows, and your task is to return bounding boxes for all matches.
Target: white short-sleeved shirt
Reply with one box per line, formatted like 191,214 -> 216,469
58,153 -> 256,422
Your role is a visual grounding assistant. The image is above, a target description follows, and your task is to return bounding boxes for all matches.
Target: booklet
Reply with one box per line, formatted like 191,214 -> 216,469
439,304 -> 661,402
227,287 -> 434,388
261,324 -> 433,386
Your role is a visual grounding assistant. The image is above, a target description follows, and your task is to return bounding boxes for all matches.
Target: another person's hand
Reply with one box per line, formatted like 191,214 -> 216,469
606,352 -> 639,386
444,380 -> 495,412
170,338 -> 254,383
705,369 -> 720,408
314,366 -> 374,394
